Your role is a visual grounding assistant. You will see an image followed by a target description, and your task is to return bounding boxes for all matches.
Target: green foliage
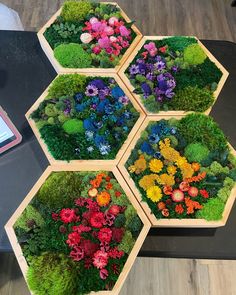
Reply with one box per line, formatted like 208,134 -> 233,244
229,169 -> 236,181
47,74 -> 86,98
228,153 -> 236,167
114,214 -> 126,228
127,216 -> 142,237
174,58 -> 223,90
124,205 -> 137,224
143,95 -> 160,113
209,161 -> 230,175
164,36 -> 197,51
178,113 -> 228,152
169,87 -> 214,112
184,143 -> 210,163
118,231 -> 135,254
166,135 -> 178,147
27,252 -> 78,295
196,198 -> 225,221
61,0 -> 92,22
44,104 -> 59,117
35,120 -> 49,130
183,44 -> 207,65
62,119 -> 84,134
36,171 -> 82,209
14,205 -> 45,232
54,43 -> 92,68
53,22 -> 81,39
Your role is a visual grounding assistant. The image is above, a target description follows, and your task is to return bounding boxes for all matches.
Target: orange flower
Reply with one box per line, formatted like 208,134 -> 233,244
97,173 -> 107,179
191,162 -> 200,172
106,176 -> 111,182
90,178 -> 102,188
157,202 -> 166,211
97,191 -> 111,207
185,197 -> 203,214
106,183 -> 113,190
162,208 -> 169,217
163,186 -> 173,195
185,171 -> 206,183
175,204 -> 184,214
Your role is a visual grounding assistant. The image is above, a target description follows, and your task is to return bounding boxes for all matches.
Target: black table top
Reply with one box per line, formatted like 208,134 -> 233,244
0,31 -> 236,259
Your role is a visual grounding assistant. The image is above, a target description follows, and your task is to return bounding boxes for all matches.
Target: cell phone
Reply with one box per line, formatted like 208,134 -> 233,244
0,106 -> 22,154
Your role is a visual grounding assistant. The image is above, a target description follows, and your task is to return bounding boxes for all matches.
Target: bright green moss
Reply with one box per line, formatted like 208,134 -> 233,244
184,143 -> 210,163
14,205 -> 45,232
196,198 -> 225,221
61,0 -> 92,22
47,74 -> 86,98
169,87 -> 214,112
54,43 -> 92,68
183,43 -> 207,65
36,171 -> 82,209
27,252 -> 78,295
62,119 -> 84,134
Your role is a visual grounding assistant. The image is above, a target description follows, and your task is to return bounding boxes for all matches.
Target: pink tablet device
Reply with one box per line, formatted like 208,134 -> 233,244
0,107 -> 22,154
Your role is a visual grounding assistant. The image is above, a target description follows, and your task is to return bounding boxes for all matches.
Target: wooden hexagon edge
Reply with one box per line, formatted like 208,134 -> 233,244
5,164 -> 151,295
118,36 -> 229,117
118,115 -> 236,228
37,2 -> 142,74
25,72 -> 146,166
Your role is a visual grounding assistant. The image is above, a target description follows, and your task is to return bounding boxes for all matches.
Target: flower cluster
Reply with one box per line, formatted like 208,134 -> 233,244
126,115 -> 236,220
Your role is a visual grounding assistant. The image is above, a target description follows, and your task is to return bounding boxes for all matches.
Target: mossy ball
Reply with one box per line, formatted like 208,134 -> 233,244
183,44 -> 207,65
61,0 -> 92,22
62,119 -> 84,134
54,43 -> 92,68
184,142 -> 210,163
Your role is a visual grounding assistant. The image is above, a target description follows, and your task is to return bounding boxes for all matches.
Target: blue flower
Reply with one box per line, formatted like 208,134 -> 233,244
104,104 -> 114,115
123,126 -> 129,132
123,111 -> 131,119
87,146 -> 94,153
140,141 -> 154,155
94,134 -> 106,147
170,127 -> 177,135
83,118 -> 97,131
89,79 -> 106,89
75,103 -> 86,112
149,133 -> 160,144
98,143 -> 111,155
114,102 -> 123,110
92,96 -> 99,104
74,93 -> 84,102
153,151 -> 162,159
96,99 -> 109,113
85,130 -> 94,141
111,86 -> 125,99
151,124 -> 162,135
117,117 -> 125,126
93,121 -> 103,129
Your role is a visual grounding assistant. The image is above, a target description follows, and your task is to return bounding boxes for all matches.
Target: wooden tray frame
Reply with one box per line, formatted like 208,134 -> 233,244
118,36 -> 229,116
37,2 -> 142,74
5,164 -> 151,295
118,115 -> 236,228
25,72 -> 146,166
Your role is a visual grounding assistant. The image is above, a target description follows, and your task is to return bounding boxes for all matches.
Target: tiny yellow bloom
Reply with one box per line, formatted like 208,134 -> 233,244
167,165 -> 177,175
149,159 -> 163,173
146,186 -> 163,203
128,165 -> 136,173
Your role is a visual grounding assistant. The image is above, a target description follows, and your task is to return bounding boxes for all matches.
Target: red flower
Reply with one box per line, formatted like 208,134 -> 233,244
70,246 -> 84,261
93,250 -> 109,269
51,212 -> 59,221
100,268 -> 109,280
175,204 -> 184,214
200,189 -> 209,198
112,228 -> 124,243
84,257 -> 93,269
90,212 -> 105,228
75,197 -> 86,207
159,46 -> 167,53
108,247 -> 124,259
141,51 -> 148,59
108,205 -> 120,215
104,211 -> 115,226
72,224 -> 91,233
106,176 -> 111,182
60,208 -> 76,223
115,191 -> 122,197
111,264 -> 120,275
66,232 -> 81,247
106,183 -> 113,190
98,228 -> 112,243
80,239 -> 99,257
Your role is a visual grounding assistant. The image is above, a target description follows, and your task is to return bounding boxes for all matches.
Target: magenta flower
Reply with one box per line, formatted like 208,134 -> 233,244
92,21 -> 106,32
105,47 -> 113,54
93,250 -> 108,269
92,46 -> 101,55
98,37 -> 111,49
100,268 -> 109,280
104,26 -> 114,36
70,246 -> 84,261
119,25 -> 130,37
144,42 -> 158,57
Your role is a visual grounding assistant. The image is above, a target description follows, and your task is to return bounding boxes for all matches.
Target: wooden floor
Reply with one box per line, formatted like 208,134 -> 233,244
0,1 -> 236,295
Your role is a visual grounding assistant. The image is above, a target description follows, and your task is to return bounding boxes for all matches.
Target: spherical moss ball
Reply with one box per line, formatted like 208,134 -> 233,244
61,0 -> 92,22
44,104 -> 59,117
27,252 -> 78,295
62,118 -> 84,134
54,43 -> 92,68
183,44 -> 207,65
184,142 -> 210,163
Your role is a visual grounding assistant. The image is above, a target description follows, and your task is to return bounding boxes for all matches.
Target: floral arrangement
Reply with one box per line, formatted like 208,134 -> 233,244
125,36 -> 223,113
44,0 -> 137,68
30,74 -> 139,161
14,171 -> 143,294
125,113 -> 236,220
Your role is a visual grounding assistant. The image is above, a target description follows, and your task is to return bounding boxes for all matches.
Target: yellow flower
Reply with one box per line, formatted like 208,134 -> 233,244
133,154 -> 147,174
175,156 -> 187,167
146,186 -> 162,202
149,159 -> 163,173
159,139 -> 180,162
180,163 -> 194,179
128,165 -> 136,173
139,174 -> 159,191
167,165 -> 177,175
157,173 -> 175,186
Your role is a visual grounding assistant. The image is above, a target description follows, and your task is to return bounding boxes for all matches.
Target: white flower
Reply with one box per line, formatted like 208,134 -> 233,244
87,146 -> 94,153
80,33 -> 93,44
89,17 -> 99,24
110,36 -> 117,42
108,17 -> 118,26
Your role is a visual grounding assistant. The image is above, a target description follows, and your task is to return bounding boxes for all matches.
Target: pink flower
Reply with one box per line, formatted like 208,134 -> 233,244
89,17 -> 99,24
144,42 -> 158,57
92,45 -> 101,55
72,224 -> 91,233
80,33 -> 93,44
108,247 -> 124,259
110,36 -> 117,42
98,37 -> 111,49
121,40 -> 129,48
100,268 -> 109,280
119,25 -> 130,37
90,212 -> 105,228
60,208 -> 76,223
108,17 -> 118,26
98,228 -> 112,243
51,212 -> 59,221
113,49 -> 120,56
104,26 -> 114,36
105,47 -> 113,54
108,205 -> 120,215
93,250 -> 109,269
70,246 -> 84,261
66,232 -> 81,247
92,21 -> 106,32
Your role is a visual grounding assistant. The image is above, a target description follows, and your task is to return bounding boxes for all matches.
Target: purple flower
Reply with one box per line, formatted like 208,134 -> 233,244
171,65 -> 179,72
165,89 -> 175,99
85,84 -> 99,97
155,60 -> 166,71
167,79 -> 176,88
141,82 -> 152,96
146,72 -> 155,81
89,79 -> 106,89
158,79 -> 168,92
155,55 -> 162,62
138,63 -> 147,74
129,64 -> 139,75
136,58 -> 145,64
118,95 -> 129,105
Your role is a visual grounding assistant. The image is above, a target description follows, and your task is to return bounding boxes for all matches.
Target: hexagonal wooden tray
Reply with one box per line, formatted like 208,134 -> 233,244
5,164 -> 151,295
37,2 -> 142,74
118,115 -> 236,228
25,72 -> 146,166
118,36 -> 229,116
